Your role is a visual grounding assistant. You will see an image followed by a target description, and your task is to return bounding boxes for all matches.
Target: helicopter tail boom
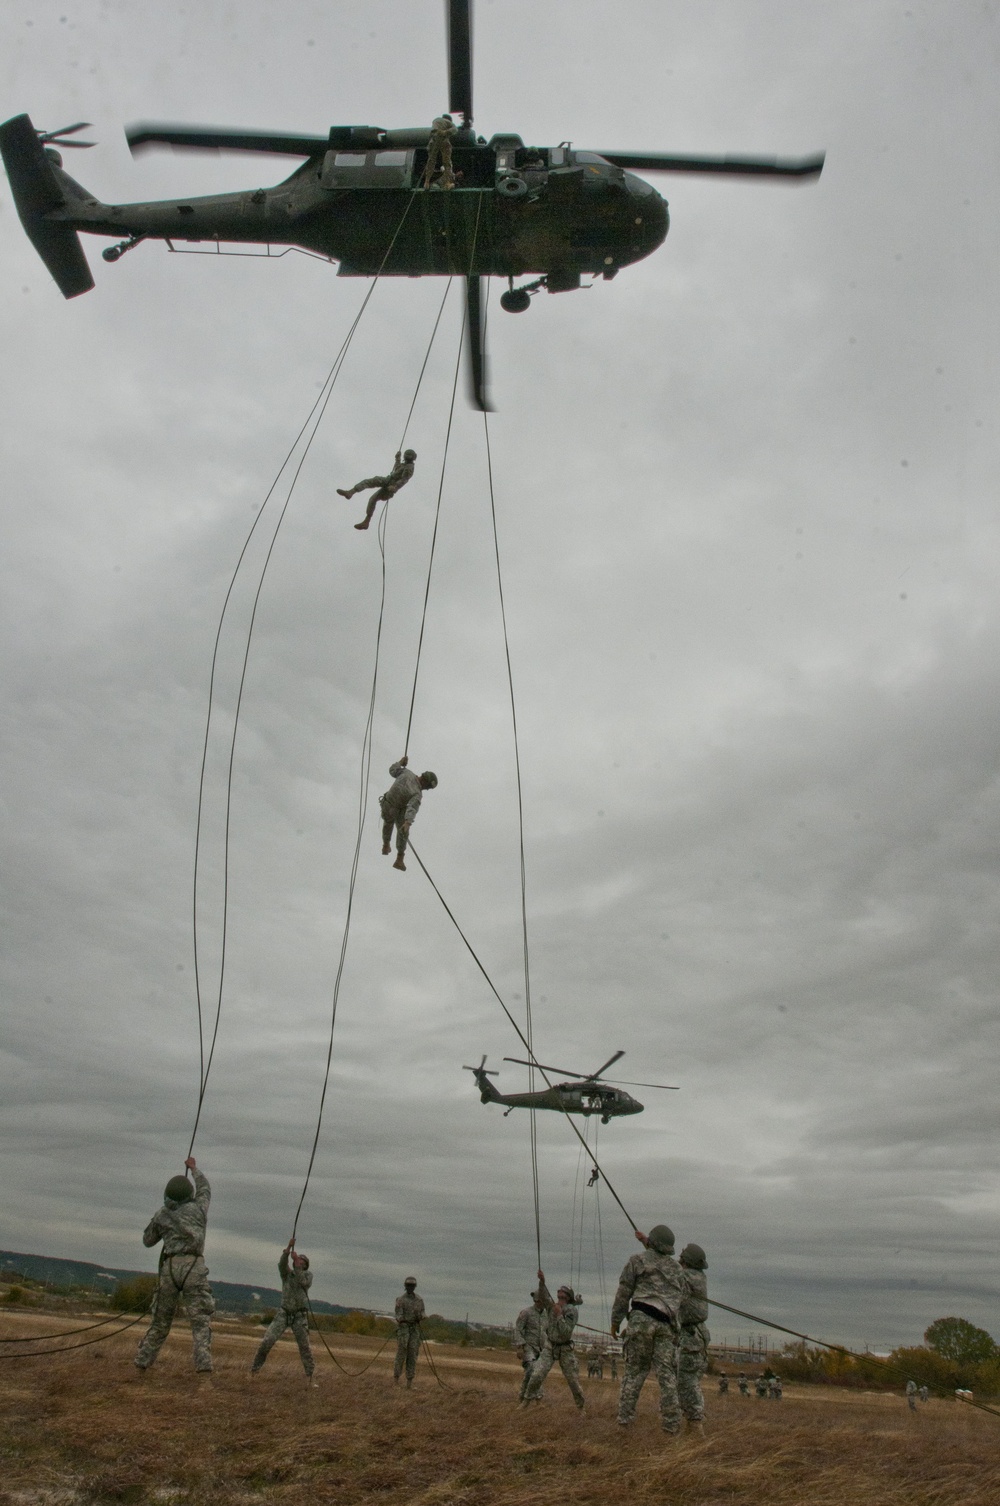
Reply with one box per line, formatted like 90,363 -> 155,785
0,114 -> 94,298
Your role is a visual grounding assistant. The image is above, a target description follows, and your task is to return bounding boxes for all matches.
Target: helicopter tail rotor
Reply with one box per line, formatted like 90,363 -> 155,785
38,121 -> 95,149
0,113 -> 94,298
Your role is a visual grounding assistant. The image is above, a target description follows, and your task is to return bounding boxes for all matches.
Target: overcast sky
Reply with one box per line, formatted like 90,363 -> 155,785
2,0 -> 999,1352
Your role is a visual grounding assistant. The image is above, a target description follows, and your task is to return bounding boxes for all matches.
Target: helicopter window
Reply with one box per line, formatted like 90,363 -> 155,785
549,148 -> 566,166
334,153 -> 367,167
374,151 -> 407,168
573,151 -> 611,167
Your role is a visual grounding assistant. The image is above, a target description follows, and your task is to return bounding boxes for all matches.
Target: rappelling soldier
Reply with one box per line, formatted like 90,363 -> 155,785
676,1242 -> 710,1437
513,1276 -> 549,1402
379,755 -> 438,871
337,448 -> 417,530
134,1155 -> 215,1380
520,1273 -> 586,1410
394,1276 -> 425,1388
611,1224 -> 684,1434
250,1239 -> 316,1383
421,114 -> 457,189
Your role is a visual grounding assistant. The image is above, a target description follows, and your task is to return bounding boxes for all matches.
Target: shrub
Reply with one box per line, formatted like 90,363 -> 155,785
110,1276 -> 158,1313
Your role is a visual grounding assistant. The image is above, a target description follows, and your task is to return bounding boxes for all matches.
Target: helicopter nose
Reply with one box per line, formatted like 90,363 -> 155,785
629,1096 -> 644,1114
620,174 -> 669,261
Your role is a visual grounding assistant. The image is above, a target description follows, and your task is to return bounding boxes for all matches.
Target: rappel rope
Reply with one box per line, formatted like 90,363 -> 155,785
402,196 -> 484,759
304,1294 -> 394,1378
0,1309 -> 149,1362
481,367 -> 541,1271
186,193 -> 418,1160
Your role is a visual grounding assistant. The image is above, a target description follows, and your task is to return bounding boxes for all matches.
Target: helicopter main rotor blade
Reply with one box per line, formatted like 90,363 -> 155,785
504,1057 -> 609,1080
601,1077 -> 680,1090
126,122 -> 332,157
40,122 -> 95,148
465,275 -> 491,412
590,1050 -> 625,1081
597,150 -> 825,180
447,0 -> 473,125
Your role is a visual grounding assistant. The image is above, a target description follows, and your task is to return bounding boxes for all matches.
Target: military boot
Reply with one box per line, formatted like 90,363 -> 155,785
337,488 -> 353,498
685,1420 -> 705,1438
393,853 -> 406,871
382,842 -> 391,855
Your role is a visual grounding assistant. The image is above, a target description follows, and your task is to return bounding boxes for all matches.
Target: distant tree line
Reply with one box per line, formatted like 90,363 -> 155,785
774,1316 -> 1000,1395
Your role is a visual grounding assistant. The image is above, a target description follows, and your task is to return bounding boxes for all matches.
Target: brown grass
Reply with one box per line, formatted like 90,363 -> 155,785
0,1314 -> 997,1506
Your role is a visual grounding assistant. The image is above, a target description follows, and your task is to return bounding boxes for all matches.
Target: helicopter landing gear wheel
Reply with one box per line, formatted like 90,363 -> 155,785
500,287 -> 531,313
496,174 -> 528,199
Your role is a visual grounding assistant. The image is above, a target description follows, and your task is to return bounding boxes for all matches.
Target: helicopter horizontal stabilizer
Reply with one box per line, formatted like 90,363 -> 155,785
0,114 -> 94,298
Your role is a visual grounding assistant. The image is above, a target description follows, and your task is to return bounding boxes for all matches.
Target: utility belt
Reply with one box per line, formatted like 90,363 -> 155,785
397,1319 -> 421,1328
630,1301 -> 678,1328
548,1338 -> 574,1351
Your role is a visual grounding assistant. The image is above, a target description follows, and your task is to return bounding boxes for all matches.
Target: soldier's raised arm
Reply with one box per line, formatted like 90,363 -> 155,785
186,1156 -> 211,1212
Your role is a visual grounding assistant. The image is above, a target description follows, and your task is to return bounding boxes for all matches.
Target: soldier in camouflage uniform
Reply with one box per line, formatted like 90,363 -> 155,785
520,1274 -> 586,1409
676,1243 -> 710,1436
513,1277 -> 549,1402
394,1277 -> 425,1387
611,1224 -> 684,1434
421,114 -> 457,189
378,756 -> 438,871
134,1156 -> 215,1376
337,448 -> 417,530
250,1240 -> 316,1381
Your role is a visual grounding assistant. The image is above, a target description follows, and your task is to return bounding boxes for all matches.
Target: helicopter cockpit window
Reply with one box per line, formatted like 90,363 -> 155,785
334,153 -> 367,168
374,151 -> 407,168
573,151 -> 612,166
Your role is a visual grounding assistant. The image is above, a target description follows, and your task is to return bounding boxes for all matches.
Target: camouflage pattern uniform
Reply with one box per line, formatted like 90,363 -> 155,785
339,452 -> 416,503
134,1169 -> 215,1373
677,1246 -> 710,1424
522,1282 -> 585,1408
513,1298 -> 548,1402
394,1287 -> 425,1383
422,115 -> 456,188
611,1231 -> 684,1433
906,1378 -> 917,1411
380,762 -> 424,857
251,1249 -> 315,1376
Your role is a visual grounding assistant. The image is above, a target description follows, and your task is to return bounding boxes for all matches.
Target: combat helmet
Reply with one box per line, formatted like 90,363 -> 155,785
646,1224 -> 675,1254
680,1242 -> 707,1270
403,448 -> 417,461
404,1276 -> 418,1288
420,771 -> 438,788
164,1175 -> 193,1204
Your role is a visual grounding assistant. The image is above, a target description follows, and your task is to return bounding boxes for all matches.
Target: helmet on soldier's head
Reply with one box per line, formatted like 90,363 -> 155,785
404,1277 -> 417,1288
299,1255 -> 310,1269
646,1224 -> 675,1254
164,1175 -> 193,1203
680,1242 -> 707,1270
420,771 -> 438,788
403,449 -> 417,461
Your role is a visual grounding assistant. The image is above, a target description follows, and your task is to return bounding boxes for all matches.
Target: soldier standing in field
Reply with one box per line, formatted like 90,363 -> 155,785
513,1277 -> 549,1402
250,1240 -> 316,1383
676,1242 -> 710,1437
520,1275 -> 586,1410
134,1156 -> 215,1379
738,1372 -> 750,1396
611,1224 -> 685,1434
421,114 -> 457,188
718,1373 -> 729,1395
394,1277 -> 425,1388
337,448 -> 417,530
906,1378 -> 918,1411
378,756 -> 438,871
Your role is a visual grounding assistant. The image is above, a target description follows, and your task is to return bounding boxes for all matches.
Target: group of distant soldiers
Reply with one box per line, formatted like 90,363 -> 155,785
718,1372 -> 783,1399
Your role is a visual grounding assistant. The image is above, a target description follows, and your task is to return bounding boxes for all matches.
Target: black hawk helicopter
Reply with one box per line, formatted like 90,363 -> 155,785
464,1050 -> 677,1124
0,1 -> 823,409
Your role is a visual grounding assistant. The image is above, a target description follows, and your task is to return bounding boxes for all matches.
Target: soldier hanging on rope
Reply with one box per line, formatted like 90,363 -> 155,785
676,1242 -> 710,1436
250,1239 -> 317,1384
134,1156 -> 215,1381
520,1272 -> 586,1410
611,1224 -> 684,1435
394,1276 -> 425,1388
513,1278 -> 549,1403
421,114 -> 457,189
379,755 -> 438,871
337,448 -> 417,531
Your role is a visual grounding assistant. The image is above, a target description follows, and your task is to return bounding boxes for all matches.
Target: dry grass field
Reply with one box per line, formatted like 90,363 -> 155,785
1,1314 -> 997,1506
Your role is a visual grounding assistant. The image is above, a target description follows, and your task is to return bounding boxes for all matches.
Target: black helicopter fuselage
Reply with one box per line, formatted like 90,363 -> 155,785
42,130 -> 669,286
470,1064 -> 644,1123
